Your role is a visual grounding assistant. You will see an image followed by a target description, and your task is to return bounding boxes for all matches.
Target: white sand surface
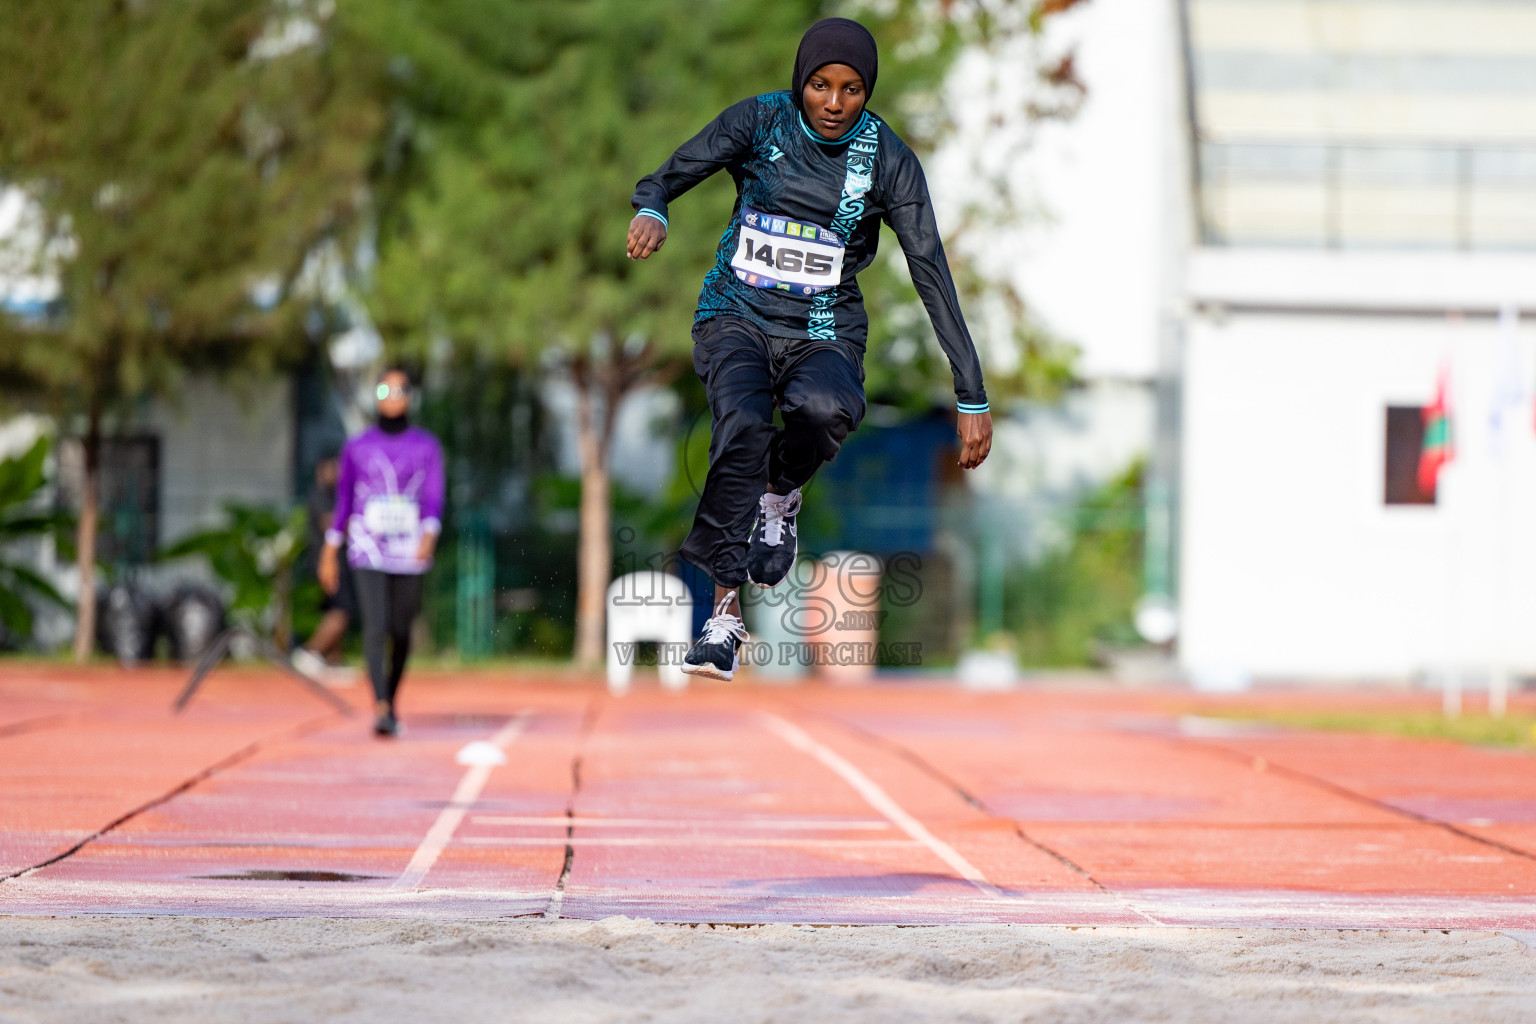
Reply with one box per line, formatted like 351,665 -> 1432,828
1,917 -> 1533,1023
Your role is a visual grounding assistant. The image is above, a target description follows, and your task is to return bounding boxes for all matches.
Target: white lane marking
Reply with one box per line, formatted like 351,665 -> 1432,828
456,740 -> 507,766
759,712 -> 1004,899
390,713 -> 530,891
461,836 -> 918,848
470,816 -> 892,830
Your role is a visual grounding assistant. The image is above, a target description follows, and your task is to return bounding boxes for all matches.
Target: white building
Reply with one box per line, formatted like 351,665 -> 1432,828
958,0 -> 1536,684
1177,0 -> 1536,685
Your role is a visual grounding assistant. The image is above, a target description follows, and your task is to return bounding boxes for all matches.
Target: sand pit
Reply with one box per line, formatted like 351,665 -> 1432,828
1,917 -> 1533,1023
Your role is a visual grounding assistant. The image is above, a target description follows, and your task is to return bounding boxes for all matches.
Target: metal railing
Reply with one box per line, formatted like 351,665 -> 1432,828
1198,139 -> 1536,251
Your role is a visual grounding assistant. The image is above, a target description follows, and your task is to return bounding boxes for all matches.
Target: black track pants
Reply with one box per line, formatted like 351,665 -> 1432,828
680,315 -> 866,589
353,569 -> 425,707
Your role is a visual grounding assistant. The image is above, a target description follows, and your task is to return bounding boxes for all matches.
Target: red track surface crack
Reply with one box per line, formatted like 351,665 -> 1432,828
803,708 -> 1168,923
0,713 -> 341,884
543,697 -> 601,919
1172,734 -> 1536,864
820,709 -> 1114,891
0,714 -> 68,741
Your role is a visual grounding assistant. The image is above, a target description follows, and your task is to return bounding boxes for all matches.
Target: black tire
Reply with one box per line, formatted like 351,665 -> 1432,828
97,583 -> 158,666
162,586 -> 226,663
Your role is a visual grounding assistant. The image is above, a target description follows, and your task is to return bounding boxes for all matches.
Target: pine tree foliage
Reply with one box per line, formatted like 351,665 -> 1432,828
0,0 -> 384,399
0,0 -> 386,656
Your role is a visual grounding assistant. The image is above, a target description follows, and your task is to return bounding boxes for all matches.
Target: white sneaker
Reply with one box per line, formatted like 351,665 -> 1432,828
290,646 -> 328,683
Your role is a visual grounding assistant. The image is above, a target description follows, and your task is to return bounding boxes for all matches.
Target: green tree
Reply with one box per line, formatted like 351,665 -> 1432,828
349,0 -> 1081,664
0,437 -> 72,644
161,503 -> 309,649
1011,459 -> 1145,665
0,0 -> 384,659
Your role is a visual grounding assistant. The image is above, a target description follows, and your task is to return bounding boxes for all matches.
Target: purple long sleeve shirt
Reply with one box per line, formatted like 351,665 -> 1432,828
326,425 -> 445,574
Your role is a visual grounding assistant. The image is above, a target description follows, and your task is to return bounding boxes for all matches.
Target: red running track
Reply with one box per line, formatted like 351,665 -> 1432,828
3,665 -> 1536,927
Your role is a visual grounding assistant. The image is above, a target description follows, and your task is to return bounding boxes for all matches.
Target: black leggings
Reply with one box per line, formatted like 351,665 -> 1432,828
353,569 -> 425,707
680,315 -> 866,588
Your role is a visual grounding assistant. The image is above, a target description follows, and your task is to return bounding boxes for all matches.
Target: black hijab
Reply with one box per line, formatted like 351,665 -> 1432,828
791,18 -> 878,113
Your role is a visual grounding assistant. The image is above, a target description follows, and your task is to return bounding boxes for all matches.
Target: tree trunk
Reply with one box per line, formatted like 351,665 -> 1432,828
571,339 -> 665,669
71,413 -> 101,663
574,429 -> 611,668
572,356 -> 615,669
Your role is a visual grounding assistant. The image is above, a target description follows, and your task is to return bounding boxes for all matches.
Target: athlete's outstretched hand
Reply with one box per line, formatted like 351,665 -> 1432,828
957,410 -> 993,470
627,214 -> 667,260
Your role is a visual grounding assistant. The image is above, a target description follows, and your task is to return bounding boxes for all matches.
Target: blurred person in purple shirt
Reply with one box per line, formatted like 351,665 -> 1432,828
318,368 -> 444,736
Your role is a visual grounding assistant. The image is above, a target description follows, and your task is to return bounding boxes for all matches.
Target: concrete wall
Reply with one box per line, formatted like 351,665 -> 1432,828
146,376 -> 295,545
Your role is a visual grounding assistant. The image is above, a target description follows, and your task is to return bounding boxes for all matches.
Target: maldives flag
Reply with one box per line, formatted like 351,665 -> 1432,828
1418,364 -> 1453,495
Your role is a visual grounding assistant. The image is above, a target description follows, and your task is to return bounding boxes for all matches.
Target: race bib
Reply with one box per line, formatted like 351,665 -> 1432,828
363,495 -> 419,536
730,206 -> 845,298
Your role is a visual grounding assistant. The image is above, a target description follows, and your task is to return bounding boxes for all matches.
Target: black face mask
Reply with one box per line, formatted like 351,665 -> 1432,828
378,412 -> 409,434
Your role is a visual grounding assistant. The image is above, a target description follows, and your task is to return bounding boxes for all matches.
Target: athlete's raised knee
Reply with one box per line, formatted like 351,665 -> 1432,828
786,389 -> 858,437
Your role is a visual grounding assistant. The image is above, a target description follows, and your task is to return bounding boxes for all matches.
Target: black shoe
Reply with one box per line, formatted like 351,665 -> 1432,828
373,709 -> 399,736
681,592 -> 749,681
746,489 -> 802,589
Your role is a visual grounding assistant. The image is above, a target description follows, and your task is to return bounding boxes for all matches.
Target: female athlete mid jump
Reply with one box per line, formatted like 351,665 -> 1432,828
627,17 -> 993,679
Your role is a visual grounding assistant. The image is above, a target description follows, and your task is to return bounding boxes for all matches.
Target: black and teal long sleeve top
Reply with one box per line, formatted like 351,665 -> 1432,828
631,91 -> 989,413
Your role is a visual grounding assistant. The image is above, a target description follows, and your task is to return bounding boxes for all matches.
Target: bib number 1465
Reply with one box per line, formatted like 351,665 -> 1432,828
738,237 -> 834,276
729,216 -> 846,295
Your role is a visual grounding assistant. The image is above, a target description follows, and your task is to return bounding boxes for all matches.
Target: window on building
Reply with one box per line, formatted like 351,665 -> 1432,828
57,436 -> 162,564
1384,406 -> 1434,505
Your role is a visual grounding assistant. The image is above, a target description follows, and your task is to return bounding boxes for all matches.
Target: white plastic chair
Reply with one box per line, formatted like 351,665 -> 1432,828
605,571 -> 695,694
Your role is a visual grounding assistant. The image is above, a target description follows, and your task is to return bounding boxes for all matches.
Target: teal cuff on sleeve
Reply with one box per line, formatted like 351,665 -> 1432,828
636,208 -> 668,228
957,402 -> 989,414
